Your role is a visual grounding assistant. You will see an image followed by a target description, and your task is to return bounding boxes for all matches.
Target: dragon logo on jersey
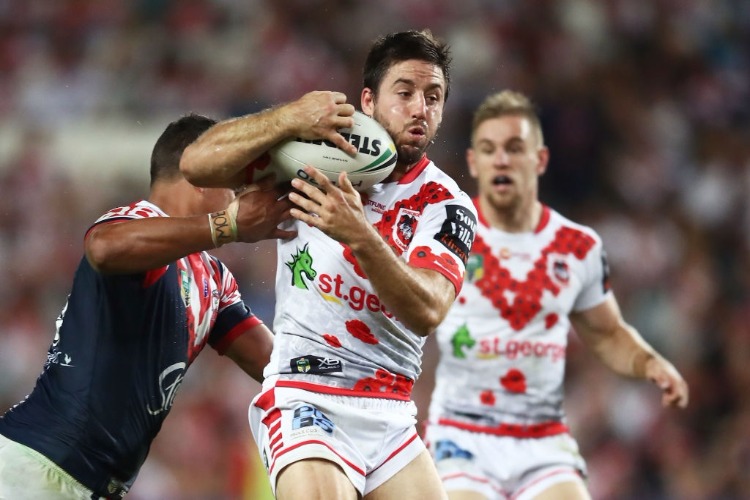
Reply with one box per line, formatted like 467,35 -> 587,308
451,323 -> 475,358
393,208 -> 420,250
552,259 -> 570,284
286,244 -> 317,290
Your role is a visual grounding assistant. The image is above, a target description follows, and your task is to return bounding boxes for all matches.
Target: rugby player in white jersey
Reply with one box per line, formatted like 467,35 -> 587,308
181,30 -> 477,500
424,90 -> 689,500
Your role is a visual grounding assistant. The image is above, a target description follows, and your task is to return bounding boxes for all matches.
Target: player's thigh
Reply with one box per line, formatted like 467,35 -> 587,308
365,450 -> 448,500
276,458 -> 359,500
526,476 -> 590,500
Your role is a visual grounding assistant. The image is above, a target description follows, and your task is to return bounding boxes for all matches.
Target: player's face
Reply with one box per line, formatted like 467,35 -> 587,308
467,115 -> 548,212
361,60 -> 445,167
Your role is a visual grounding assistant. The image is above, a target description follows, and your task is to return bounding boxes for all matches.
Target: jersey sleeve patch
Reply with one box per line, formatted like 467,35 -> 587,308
434,204 -> 477,265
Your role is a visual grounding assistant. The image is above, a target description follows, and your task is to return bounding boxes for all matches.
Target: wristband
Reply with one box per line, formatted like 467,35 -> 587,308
208,210 -> 237,247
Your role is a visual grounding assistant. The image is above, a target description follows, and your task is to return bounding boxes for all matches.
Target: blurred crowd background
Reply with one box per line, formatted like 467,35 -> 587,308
0,0 -> 748,498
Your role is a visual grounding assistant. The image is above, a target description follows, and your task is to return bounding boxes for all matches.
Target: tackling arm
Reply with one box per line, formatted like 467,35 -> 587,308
86,182 -> 294,275
570,295 -> 689,408
223,323 -> 274,383
85,216 -> 220,274
180,91 -> 357,189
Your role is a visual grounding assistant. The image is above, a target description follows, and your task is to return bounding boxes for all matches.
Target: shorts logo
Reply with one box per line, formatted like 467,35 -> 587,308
434,439 -> 473,461
292,405 -> 335,434
290,355 -> 343,374
286,243 -> 317,290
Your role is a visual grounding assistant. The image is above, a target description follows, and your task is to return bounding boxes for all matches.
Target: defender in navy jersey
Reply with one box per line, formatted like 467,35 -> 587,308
0,114 -> 295,499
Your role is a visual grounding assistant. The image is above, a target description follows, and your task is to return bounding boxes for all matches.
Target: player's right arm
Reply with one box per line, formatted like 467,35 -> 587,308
570,295 -> 689,409
180,91 -> 357,189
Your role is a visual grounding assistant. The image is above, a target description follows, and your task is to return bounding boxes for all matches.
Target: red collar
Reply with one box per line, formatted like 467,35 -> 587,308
397,156 -> 430,184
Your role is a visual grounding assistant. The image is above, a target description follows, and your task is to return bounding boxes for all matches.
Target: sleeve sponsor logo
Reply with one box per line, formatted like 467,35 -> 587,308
435,205 -> 477,264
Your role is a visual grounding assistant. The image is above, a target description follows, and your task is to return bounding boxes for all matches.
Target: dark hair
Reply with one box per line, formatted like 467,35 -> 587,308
363,29 -> 452,101
150,113 -> 216,185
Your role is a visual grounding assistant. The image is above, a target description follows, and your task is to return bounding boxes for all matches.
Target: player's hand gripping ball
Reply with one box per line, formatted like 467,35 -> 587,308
255,111 -> 397,192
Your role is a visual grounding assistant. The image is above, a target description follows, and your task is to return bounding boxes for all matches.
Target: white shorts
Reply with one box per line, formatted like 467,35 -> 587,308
424,421 -> 587,500
248,380 -> 426,497
0,433 -> 99,500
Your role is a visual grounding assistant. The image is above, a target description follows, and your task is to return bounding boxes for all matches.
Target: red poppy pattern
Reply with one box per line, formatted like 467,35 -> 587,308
353,368 -> 414,397
471,227 -> 595,331
500,368 -> 527,393
345,319 -> 379,345
373,181 -> 454,255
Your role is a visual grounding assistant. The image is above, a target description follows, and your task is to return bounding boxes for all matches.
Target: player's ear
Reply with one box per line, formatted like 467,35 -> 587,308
361,88 -> 375,116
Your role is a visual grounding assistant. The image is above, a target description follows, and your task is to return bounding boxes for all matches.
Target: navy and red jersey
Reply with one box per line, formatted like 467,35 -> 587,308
0,200 -> 261,497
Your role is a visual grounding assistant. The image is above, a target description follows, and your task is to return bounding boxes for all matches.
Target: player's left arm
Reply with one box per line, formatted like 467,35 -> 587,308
223,322 -> 274,383
569,296 -> 689,409
288,167 -> 458,337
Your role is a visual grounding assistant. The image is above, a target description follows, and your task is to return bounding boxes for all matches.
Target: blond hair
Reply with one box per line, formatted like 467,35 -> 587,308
471,90 -> 544,145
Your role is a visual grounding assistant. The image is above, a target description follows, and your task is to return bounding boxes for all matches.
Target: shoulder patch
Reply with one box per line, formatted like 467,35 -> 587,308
434,204 -> 477,264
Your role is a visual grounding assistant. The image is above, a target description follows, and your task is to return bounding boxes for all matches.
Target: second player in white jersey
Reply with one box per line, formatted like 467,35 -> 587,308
430,201 -> 609,430
425,90 -> 688,500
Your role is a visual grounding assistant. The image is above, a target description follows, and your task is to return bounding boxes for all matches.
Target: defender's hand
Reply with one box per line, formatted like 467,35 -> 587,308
233,175 -> 296,243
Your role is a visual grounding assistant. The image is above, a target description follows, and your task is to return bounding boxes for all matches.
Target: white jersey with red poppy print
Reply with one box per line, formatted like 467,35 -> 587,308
429,200 -> 611,431
265,157 -> 477,401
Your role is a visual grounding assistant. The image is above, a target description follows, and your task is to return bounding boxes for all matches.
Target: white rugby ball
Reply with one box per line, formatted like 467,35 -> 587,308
269,111 -> 397,191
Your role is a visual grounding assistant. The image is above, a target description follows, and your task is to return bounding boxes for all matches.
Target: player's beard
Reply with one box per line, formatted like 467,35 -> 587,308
373,109 -> 435,166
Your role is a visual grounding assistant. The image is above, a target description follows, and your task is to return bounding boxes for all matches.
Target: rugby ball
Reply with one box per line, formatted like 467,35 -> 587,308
268,111 -> 397,191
